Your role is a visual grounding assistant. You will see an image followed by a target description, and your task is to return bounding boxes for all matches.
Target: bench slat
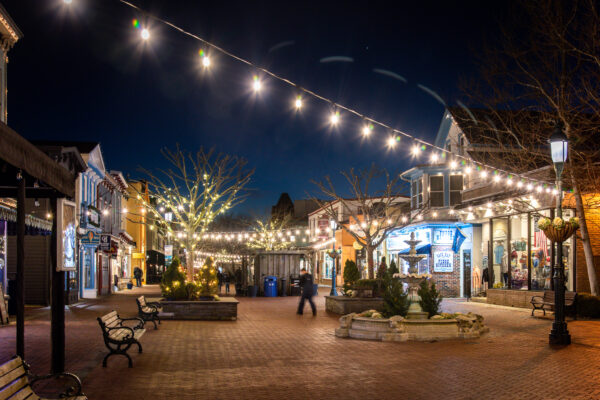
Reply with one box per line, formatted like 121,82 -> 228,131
5,382 -> 36,400
0,358 -> 23,380
134,329 -> 146,340
138,296 -> 146,307
100,311 -> 118,322
0,375 -> 29,400
0,364 -> 27,390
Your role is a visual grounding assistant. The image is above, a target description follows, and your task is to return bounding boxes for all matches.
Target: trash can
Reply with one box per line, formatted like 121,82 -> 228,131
264,276 -> 278,297
280,278 -> 287,297
248,285 -> 258,297
290,276 -> 301,296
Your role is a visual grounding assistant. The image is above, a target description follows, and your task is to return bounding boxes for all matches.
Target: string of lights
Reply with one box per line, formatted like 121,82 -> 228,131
107,0 -> 568,196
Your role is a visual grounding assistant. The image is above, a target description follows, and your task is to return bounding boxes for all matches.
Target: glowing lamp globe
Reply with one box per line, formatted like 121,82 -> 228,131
549,123 -> 568,176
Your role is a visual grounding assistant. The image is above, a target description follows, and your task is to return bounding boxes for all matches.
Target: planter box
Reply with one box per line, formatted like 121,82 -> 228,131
325,296 -> 384,315
160,297 -> 238,320
487,289 -> 543,309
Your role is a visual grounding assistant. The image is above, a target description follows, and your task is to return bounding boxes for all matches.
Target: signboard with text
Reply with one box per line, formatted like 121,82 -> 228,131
433,249 -> 453,272
57,199 -> 77,272
165,244 -> 173,264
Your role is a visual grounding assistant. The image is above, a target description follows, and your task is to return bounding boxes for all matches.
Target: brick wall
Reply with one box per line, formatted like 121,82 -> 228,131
566,194 -> 600,293
430,246 -> 461,298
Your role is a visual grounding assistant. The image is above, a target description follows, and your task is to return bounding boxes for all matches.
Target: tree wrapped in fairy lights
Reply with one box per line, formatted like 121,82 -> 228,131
246,216 -> 293,251
133,145 -> 254,279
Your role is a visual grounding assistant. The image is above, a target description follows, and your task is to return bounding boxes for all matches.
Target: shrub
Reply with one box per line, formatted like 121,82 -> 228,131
343,259 -> 360,285
161,257 -> 188,299
387,260 -> 399,279
195,257 -> 219,297
577,293 -> 600,318
382,279 -> 409,318
376,257 -> 388,280
418,280 -> 443,318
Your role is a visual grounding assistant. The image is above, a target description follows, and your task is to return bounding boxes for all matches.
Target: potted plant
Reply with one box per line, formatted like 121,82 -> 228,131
537,216 -> 579,243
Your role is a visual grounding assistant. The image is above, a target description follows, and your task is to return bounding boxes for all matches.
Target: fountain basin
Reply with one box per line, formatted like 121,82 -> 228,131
335,311 -> 488,342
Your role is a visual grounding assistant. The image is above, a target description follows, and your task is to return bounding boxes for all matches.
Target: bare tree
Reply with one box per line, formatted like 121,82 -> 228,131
459,0 -> 600,294
131,145 -> 254,279
247,215 -> 294,251
311,165 -> 420,279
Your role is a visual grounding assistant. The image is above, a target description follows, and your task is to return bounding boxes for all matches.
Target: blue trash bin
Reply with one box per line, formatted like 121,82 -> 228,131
264,276 -> 278,297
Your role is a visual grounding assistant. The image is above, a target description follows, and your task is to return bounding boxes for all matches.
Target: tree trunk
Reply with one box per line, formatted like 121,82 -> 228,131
367,244 -> 375,279
185,239 -> 194,281
572,182 -> 599,295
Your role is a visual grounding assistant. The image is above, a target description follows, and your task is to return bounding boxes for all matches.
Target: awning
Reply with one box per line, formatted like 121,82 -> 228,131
397,244 -> 431,255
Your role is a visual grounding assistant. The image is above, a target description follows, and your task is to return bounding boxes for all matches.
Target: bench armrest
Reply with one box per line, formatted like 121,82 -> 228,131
531,296 -> 544,304
106,325 -> 134,340
120,317 -> 145,330
30,372 -> 84,397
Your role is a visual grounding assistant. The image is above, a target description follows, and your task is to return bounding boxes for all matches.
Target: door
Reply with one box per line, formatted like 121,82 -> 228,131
463,249 -> 472,298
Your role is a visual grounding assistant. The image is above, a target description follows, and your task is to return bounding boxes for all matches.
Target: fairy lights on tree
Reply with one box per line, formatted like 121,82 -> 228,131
132,145 -> 253,279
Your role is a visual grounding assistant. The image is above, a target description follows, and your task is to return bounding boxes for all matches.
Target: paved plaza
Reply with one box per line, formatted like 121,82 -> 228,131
1,287 -> 600,399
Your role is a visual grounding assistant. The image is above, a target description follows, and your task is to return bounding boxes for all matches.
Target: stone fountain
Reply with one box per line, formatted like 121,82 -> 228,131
394,232 -> 431,320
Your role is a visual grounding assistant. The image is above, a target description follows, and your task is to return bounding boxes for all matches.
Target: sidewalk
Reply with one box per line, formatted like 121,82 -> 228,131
1,287 -> 600,399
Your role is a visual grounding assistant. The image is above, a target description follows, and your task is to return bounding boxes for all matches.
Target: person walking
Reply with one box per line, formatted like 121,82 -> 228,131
133,266 -> 143,287
224,271 -> 231,294
217,271 -> 223,294
297,268 -> 316,316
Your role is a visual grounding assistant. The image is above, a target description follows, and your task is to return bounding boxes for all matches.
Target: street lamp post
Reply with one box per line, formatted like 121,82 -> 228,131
329,219 -> 338,296
549,122 -> 571,346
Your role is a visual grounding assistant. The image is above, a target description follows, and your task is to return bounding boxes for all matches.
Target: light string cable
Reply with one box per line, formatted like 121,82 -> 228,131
117,0 -> 559,192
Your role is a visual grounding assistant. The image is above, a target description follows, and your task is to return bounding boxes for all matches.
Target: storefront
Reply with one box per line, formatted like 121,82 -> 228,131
471,207 -> 575,293
384,222 -> 477,298
79,230 -> 100,299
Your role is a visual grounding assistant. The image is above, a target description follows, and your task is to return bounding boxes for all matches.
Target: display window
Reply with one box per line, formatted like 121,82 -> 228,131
509,214 -> 529,290
492,218 -> 508,288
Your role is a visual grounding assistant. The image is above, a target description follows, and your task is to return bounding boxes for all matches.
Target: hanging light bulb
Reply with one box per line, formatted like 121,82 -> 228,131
431,153 -> 439,163
294,96 -> 302,109
450,161 -> 457,169
362,124 -> 373,137
252,75 -> 262,92
465,166 -> 472,174
387,136 -> 397,148
480,170 -> 487,178
411,145 -> 420,156
493,175 -> 500,183
122,207 -> 128,214
330,111 -> 340,125
141,28 -> 150,40
102,209 -> 109,216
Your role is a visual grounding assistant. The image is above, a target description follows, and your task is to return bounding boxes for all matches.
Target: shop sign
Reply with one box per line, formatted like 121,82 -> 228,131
433,250 -> 453,272
100,234 -> 118,254
318,218 -> 330,239
57,199 -> 77,272
165,244 -> 173,264
80,230 -> 100,245
433,228 -> 454,245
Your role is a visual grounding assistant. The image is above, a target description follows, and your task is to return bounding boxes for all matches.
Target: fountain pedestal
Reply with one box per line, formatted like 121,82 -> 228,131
394,232 -> 430,319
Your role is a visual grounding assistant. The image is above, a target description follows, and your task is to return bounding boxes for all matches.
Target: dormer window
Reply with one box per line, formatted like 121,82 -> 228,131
411,178 -> 423,210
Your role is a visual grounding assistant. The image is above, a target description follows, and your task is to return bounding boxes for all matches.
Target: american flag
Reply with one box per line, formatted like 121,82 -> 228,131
534,229 -> 548,258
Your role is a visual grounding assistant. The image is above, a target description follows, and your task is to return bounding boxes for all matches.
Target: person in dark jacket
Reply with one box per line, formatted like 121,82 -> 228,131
217,271 -> 223,294
297,268 -> 316,316
133,267 -> 143,287
223,272 -> 231,294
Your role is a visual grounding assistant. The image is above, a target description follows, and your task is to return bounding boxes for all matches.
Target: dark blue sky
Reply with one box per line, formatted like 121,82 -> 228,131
4,0 -> 506,215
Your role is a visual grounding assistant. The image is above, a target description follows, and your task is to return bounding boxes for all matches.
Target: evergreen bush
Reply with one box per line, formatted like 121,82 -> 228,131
382,279 -> 409,318
418,280 -> 443,317
195,257 -> 219,297
343,259 -> 360,285
376,256 -> 388,280
160,257 -> 188,299
387,260 -> 399,279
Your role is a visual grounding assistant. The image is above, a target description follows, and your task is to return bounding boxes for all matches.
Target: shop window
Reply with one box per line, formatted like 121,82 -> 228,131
449,175 -> 463,206
492,218 -> 508,288
531,211 -> 552,290
429,175 -> 444,207
509,214 -> 528,290
411,178 -> 423,209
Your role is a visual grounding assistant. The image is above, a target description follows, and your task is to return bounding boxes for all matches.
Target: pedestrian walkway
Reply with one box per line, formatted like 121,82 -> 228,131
1,287 -> 600,399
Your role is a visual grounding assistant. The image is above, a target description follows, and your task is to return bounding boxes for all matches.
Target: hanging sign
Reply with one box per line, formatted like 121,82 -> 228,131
165,244 -> 173,264
433,250 -> 453,272
80,230 -> 100,245
57,199 -> 77,272
433,228 -> 454,245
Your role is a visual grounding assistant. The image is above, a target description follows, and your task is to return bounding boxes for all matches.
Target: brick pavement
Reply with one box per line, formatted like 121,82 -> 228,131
1,286 -> 600,400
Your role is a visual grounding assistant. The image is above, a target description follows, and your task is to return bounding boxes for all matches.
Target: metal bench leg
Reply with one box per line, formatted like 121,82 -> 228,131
135,340 -> 143,354
151,318 -> 158,330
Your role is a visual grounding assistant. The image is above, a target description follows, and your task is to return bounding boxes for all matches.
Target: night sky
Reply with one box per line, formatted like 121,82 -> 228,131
3,0 -> 507,215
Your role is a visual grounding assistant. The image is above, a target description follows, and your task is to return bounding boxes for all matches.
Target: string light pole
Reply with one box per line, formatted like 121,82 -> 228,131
327,219 -> 341,296
548,122 -> 571,346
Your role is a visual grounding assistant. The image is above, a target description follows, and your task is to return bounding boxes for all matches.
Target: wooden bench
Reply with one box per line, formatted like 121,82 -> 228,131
531,290 -> 577,317
0,356 -> 86,400
97,311 -> 145,368
136,296 -> 162,330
